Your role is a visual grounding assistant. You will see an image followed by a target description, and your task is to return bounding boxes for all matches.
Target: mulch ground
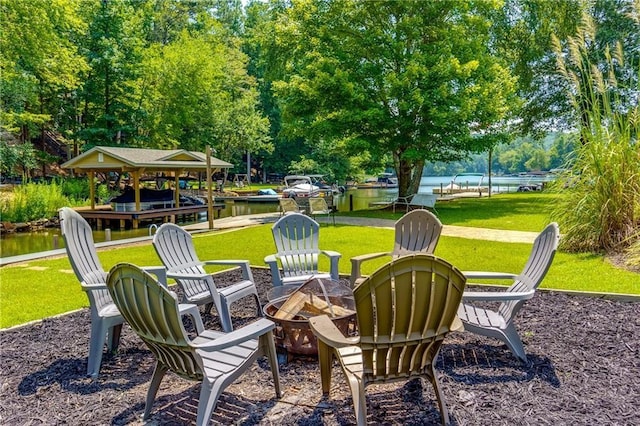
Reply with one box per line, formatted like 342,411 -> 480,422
1,268 -> 638,425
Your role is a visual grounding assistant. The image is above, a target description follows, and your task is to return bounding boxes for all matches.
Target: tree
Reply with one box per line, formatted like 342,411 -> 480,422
244,0 -> 315,180
76,0 -> 146,147
271,0 -> 516,196
139,27 -> 272,161
0,0 -> 88,143
491,0 -> 640,136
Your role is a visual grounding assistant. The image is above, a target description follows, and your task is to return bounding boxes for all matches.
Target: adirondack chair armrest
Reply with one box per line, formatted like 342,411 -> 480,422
321,250 -> 341,258
264,254 -> 283,286
140,265 -> 168,287
191,318 -> 276,351
462,289 -> 535,302
462,271 -> 518,280
309,315 -> 360,348
350,252 -> 390,284
166,271 -> 209,280
80,281 -> 108,292
203,260 -> 253,281
351,251 -> 389,265
321,250 -> 342,281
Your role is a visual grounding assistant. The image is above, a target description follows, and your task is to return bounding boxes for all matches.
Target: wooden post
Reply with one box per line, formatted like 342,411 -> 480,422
133,171 -> 141,211
206,146 -> 214,230
174,172 -> 180,207
89,170 -> 95,210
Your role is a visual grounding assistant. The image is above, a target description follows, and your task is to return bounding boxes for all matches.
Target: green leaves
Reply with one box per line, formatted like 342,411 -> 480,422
271,0 -> 517,195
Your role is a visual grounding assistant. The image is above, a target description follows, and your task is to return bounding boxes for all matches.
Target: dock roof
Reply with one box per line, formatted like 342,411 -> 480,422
61,146 -> 233,173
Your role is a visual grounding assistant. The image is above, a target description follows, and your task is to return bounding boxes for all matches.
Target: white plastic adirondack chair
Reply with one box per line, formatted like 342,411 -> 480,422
408,193 -> 438,214
457,222 -> 560,362
152,222 -> 261,332
106,263 -> 281,426
350,209 -> 443,286
308,197 -> 335,225
310,254 -> 467,426
264,212 -> 341,287
278,198 -> 304,215
58,207 -> 203,378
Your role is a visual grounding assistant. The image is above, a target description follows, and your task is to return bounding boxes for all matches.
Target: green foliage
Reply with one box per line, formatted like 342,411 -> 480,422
59,178 -> 91,202
0,142 -> 38,179
0,0 -> 88,138
550,12 -> 640,253
139,27 -> 272,159
0,181 -> 77,222
271,0 -> 517,196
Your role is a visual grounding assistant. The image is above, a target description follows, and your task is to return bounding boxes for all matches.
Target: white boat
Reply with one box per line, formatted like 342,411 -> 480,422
434,173 -> 486,195
282,175 -> 321,198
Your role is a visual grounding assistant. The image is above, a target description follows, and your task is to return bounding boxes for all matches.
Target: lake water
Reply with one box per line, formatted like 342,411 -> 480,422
0,174 -> 553,258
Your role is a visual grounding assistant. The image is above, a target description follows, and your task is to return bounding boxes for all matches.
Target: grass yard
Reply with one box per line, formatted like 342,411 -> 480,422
0,192 -> 637,328
341,192 -> 558,231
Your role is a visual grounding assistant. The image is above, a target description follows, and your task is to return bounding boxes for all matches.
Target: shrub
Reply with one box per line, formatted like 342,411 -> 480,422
0,181 -> 76,222
551,13 -> 639,253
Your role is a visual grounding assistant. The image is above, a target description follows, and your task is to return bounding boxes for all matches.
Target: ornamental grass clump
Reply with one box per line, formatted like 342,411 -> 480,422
0,181 -> 72,223
550,13 -> 639,255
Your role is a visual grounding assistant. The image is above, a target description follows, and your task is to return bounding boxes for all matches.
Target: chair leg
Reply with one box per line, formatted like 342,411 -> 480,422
218,301 -> 234,332
87,320 -> 107,378
253,292 -> 263,318
502,324 -> 527,363
261,331 -> 282,398
106,323 -> 122,352
343,371 -> 367,426
427,364 -> 451,426
196,377 -> 225,426
143,362 -> 168,420
316,340 -> 334,394
178,303 -> 205,334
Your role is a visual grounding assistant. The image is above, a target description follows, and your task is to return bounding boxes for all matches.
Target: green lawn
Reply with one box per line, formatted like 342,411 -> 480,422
1,192 -> 637,329
341,192 -> 558,231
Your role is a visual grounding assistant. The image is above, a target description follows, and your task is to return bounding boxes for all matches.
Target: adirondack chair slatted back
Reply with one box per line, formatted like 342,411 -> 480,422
393,209 -> 442,256
107,263 -> 203,381
272,213 -> 321,277
309,197 -> 330,213
354,254 -> 466,382
153,223 -> 212,300
279,198 -> 302,215
498,222 -> 559,320
59,207 -> 111,310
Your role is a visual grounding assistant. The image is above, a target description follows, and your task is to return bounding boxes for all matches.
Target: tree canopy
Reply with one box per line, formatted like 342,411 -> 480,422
0,0 -> 637,188
268,0 -> 517,195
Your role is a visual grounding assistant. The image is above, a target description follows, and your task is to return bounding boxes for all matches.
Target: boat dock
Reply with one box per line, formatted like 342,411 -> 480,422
76,204 -> 225,230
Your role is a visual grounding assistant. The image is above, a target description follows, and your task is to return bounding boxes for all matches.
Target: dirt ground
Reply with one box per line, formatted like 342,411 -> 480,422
1,268 -> 638,425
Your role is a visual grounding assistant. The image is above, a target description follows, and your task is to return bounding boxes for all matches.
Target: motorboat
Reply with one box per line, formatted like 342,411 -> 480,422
433,173 -> 487,195
282,175 -> 321,198
358,173 -> 398,188
110,187 -> 205,211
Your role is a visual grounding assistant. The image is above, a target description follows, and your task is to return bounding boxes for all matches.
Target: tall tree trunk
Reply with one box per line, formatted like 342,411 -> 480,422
396,155 -> 413,198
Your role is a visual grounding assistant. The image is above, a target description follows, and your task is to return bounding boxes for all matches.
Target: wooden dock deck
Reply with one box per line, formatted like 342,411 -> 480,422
76,204 -> 225,230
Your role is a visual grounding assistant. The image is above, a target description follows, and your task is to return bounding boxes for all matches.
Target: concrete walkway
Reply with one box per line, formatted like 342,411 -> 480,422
185,212 -> 539,244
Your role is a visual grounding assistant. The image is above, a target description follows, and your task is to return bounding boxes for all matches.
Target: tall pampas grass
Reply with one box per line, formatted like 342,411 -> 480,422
550,11 -> 639,256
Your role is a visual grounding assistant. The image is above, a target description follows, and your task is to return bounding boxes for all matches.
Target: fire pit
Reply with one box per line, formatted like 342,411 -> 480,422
263,278 -> 357,356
